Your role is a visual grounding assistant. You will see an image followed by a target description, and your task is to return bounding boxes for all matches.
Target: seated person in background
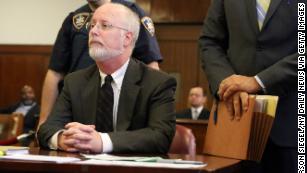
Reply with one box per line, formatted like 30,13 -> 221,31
0,85 -> 40,133
37,3 -> 176,154
176,87 -> 210,120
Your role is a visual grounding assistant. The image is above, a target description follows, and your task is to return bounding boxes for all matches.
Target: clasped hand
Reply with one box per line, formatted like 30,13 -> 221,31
58,122 -> 103,153
218,75 -> 261,120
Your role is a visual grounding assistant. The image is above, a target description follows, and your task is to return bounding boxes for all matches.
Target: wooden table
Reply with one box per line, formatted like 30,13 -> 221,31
0,148 -> 241,173
176,119 -> 208,154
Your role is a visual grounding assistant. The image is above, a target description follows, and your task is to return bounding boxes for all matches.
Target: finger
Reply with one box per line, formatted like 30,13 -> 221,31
72,133 -> 92,141
78,125 -> 95,133
74,143 -> 91,152
233,93 -> 241,121
66,147 -> 79,153
65,123 -> 95,133
225,99 -> 234,120
223,85 -> 237,101
63,138 -> 80,146
62,128 -> 82,137
240,92 -> 249,112
65,122 -> 82,129
218,82 -> 228,100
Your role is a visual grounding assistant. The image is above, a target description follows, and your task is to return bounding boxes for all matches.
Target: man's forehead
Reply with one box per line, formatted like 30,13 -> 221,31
190,88 -> 203,95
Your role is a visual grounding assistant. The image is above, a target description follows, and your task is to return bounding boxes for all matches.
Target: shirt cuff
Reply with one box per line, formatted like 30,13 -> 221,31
99,133 -> 113,153
48,130 -> 64,150
254,75 -> 267,93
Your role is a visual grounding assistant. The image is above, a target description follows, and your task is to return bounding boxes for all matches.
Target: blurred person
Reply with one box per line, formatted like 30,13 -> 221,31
0,85 -> 40,133
176,87 -> 210,120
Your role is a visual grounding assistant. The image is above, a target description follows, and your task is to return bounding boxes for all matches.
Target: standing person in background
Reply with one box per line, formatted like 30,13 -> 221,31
38,0 -> 162,127
199,0 -> 298,172
176,87 -> 210,120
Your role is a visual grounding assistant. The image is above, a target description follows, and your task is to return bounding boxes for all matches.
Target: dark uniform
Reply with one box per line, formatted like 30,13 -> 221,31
49,0 -> 162,77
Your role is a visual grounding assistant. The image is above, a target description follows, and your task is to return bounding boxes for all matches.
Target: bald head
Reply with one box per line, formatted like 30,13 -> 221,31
93,3 -> 140,45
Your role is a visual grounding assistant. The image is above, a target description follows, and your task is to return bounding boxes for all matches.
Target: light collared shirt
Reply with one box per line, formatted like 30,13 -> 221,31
254,75 -> 267,93
14,102 -> 37,116
191,106 -> 204,120
49,59 -> 130,153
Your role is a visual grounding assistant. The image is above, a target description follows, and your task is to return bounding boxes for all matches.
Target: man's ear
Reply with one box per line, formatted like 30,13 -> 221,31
124,32 -> 133,47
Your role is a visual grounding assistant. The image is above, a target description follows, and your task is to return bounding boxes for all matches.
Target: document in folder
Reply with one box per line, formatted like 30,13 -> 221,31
203,95 -> 278,161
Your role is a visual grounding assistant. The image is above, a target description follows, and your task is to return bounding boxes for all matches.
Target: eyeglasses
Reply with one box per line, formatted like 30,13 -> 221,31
87,22 -> 129,32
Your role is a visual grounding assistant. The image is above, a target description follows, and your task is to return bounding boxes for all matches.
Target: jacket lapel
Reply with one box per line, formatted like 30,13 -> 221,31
262,0 -> 282,28
81,66 -> 100,125
116,59 -> 141,131
245,0 -> 260,34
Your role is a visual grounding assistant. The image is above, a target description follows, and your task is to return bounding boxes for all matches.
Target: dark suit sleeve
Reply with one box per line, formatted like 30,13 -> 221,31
37,76 -> 73,148
198,0 -> 235,95
257,52 -> 298,95
108,77 -> 176,154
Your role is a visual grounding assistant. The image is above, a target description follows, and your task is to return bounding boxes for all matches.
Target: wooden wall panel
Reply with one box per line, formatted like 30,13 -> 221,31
136,0 -> 210,23
156,24 -> 210,111
0,45 -> 51,108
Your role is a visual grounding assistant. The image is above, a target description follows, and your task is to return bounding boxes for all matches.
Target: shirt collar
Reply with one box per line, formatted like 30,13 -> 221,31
98,59 -> 130,89
191,106 -> 203,113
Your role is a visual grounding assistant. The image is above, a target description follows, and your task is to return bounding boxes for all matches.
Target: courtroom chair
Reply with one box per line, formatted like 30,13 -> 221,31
0,113 -> 24,144
169,125 -> 196,155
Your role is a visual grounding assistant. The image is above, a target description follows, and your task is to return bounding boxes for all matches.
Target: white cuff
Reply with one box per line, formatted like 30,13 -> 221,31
99,133 -> 113,153
48,130 -> 64,150
254,75 -> 267,93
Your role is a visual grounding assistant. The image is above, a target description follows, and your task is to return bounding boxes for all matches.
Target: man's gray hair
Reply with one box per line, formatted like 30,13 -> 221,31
113,2 -> 140,47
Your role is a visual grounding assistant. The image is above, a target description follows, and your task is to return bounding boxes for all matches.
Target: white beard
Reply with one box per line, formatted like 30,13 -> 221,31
89,34 -> 125,62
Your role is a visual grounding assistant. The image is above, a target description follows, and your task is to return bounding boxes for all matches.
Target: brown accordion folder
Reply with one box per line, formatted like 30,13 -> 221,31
204,95 -> 278,161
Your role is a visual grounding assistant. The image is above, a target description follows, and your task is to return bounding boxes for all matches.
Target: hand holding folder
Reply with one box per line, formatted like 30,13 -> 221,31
204,95 -> 278,161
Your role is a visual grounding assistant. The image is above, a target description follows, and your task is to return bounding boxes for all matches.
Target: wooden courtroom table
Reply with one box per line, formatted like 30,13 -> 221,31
176,119 -> 208,154
0,147 -> 241,173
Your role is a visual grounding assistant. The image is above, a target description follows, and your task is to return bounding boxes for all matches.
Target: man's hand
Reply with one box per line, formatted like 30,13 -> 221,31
218,75 -> 261,101
58,122 -> 103,153
224,91 -> 249,120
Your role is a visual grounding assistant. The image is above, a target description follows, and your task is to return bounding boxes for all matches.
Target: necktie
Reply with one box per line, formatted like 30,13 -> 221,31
256,0 -> 271,29
96,75 -> 114,132
193,109 -> 199,120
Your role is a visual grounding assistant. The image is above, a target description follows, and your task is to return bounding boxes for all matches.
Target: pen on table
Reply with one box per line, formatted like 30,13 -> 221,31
156,159 -> 204,165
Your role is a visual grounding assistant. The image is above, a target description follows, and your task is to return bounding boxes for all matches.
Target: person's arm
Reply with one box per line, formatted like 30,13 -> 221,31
198,0 -> 235,96
38,70 -> 64,127
129,3 -> 163,68
147,61 -> 159,70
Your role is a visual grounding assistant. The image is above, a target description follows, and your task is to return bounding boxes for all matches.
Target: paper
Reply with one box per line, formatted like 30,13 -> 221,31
83,153 -> 162,162
82,154 -> 161,161
0,154 -> 80,163
0,146 -> 29,156
77,159 -> 207,169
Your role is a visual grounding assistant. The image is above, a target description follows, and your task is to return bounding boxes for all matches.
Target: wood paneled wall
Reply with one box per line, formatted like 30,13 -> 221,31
136,0 -> 210,23
0,45 -> 51,108
156,24 -> 211,111
0,0 -> 212,111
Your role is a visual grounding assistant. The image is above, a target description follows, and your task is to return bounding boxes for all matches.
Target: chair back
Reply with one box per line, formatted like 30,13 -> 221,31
0,113 -> 24,140
169,124 -> 196,155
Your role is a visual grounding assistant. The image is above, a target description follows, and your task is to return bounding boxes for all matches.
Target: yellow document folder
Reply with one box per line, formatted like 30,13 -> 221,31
204,95 -> 278,161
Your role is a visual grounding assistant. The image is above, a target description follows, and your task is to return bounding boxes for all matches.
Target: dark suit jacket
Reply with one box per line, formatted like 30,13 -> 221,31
176,108 -> 210,120
199,0 -> 299,147
38,59 -> 177,153
0,102 -> 40,133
